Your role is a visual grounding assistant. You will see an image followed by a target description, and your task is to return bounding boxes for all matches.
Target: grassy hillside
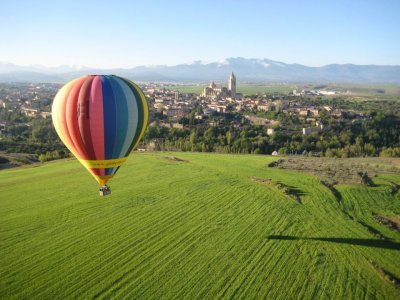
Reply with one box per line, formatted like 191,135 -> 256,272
0,152 -> 399,299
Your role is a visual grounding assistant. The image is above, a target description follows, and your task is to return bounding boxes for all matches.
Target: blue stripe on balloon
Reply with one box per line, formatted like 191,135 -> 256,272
118,78 -> 145,156
101,76 -> 117,174
104,167 -> 116,177
109,76 -> 129,159
113,76 -> 139,157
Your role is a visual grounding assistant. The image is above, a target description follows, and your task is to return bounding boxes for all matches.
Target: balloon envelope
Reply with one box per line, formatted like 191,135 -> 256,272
52,75 -> 148,185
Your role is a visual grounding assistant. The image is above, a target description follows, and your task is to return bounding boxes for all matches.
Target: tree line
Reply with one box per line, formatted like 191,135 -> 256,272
143,111 -> 400,157
1,101 -> 400,158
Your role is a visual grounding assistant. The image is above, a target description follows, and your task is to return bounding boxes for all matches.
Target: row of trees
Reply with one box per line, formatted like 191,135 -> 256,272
1,113 -> 67,155
143,112 -> 400,157
1,98 -> 400,158
38,150 -> 69,162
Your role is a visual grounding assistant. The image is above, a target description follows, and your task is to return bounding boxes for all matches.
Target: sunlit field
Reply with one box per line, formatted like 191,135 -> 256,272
1,152 -> 399,299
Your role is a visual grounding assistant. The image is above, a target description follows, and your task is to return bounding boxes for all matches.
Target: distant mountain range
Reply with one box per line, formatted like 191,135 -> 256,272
1,58 -> 400,83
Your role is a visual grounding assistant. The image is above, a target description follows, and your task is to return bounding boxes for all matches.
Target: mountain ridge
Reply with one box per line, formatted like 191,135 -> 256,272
1,57 -> 399,83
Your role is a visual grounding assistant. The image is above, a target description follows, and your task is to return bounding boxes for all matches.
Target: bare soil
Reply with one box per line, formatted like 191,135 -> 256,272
267,157 -> 400,185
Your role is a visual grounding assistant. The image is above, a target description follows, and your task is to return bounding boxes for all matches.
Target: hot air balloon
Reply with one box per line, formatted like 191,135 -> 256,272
52,75 -> 148,195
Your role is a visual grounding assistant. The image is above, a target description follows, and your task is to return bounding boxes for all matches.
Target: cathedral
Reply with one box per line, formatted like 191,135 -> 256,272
201,72 -> 237,98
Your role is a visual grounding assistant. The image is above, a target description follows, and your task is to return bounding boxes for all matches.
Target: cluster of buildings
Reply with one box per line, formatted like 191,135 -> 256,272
142,72 -> 356,135
141,73 -> 239,128
200,72 -> 240,98
292,89 -> 337,96
144,73 -> 282,124
0,83 -> 57,118
0,73 -> 366,140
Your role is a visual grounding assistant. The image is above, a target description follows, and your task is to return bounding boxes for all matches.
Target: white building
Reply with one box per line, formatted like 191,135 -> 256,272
201,72 -> 237,98
267,128 -> 275,135
228,72 -> 236,98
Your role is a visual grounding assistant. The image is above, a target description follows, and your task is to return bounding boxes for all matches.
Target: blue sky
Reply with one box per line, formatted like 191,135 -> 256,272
1,0 -> 399,68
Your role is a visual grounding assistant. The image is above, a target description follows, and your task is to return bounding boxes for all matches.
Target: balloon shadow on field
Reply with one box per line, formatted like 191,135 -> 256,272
268,235 -> 400,251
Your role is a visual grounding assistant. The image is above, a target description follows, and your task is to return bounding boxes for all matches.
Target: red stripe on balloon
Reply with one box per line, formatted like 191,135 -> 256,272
66,76 -> 90,160
78,76 -> 96,159
77,76 -> 101,177
90,76 -> 105,176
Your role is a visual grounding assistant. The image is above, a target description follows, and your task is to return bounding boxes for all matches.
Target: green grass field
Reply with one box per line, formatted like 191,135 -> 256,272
164,84 -> 293,95
164,83 -> 400,97
1,152 -> 399,299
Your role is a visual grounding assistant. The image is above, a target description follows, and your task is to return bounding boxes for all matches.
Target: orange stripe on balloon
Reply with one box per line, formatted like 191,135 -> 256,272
66,76 -> 90,160
52,77 -> 83,159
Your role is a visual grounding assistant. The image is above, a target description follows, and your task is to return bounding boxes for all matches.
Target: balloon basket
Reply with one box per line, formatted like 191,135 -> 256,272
99,185 -> 111,196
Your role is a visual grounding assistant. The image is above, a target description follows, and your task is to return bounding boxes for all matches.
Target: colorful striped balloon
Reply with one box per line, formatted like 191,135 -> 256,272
52,75 -> 148,186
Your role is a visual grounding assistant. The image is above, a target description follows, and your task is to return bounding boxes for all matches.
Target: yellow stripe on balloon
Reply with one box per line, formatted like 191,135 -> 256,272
78,157 -> 128,169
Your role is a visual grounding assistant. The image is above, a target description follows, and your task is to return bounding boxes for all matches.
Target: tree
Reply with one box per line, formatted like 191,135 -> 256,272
145,125 -> 161,140
226,131 -> 232,146
189,130 -> 196,146
325,148 -> 334,157
364,143 -> 376,157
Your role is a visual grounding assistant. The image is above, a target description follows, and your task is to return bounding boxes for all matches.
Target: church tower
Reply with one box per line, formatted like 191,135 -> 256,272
228,72 -> 236,98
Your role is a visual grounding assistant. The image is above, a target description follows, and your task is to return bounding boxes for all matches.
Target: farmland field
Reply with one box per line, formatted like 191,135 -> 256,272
164,84 -> 294,95
1,152 -> 399,299
164,83 -> 400,97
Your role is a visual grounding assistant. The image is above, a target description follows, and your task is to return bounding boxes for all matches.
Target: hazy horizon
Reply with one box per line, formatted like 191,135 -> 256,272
2,56 -> 400,70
